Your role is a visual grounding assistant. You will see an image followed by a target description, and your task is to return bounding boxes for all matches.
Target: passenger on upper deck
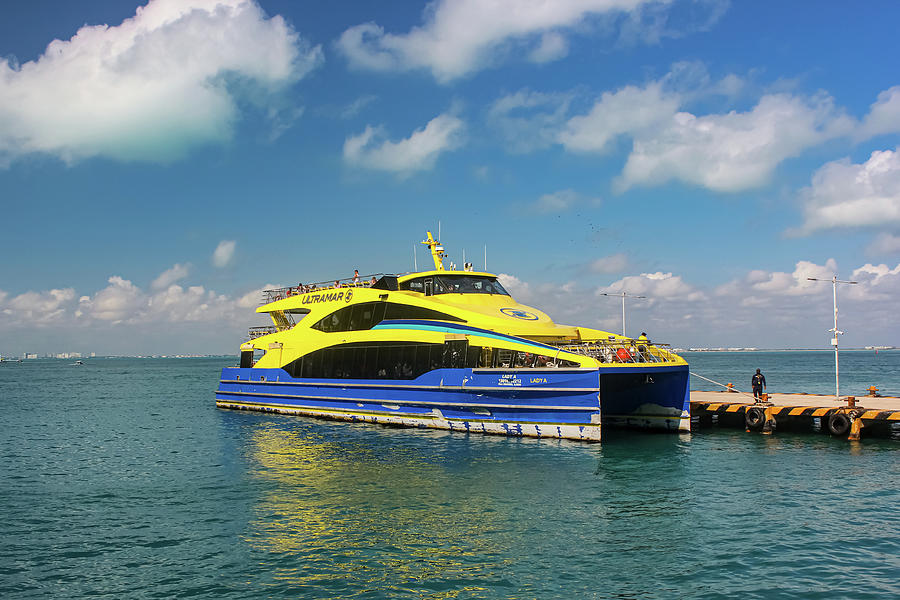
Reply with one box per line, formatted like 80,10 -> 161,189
353,269 -> 360,285
369,276 -> 377,286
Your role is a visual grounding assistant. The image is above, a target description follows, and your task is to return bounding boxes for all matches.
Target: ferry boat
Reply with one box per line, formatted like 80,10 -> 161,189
215,233 -> 690,441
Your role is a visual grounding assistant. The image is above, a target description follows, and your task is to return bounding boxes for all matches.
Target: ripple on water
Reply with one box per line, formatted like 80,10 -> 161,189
1,358 -> 899,598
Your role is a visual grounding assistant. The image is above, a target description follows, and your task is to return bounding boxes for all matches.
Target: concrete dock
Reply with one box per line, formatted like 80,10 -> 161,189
690,390 -> 900,439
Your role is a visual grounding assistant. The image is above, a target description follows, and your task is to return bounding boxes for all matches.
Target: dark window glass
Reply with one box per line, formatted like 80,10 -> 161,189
466,345 -> 482,368
281,341 -> 575,380
312,301 -> 462,332
400,278 -> 425,293
418,275 -> 510,296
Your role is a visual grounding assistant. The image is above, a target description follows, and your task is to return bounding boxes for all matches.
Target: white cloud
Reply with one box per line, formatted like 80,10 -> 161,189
487,89 -> 573,153
532,189 -> 578,213
558,82 -> 680,154
76,276 -> 144,323
151,263 -> 190,290
600,271 -> 705,301
794,149 -> 900,234
496,257 -> 900,347
589,253 -> 629,273
2,288 -> 76,323
343,113 -> 464,174
336,0 -> 653,83
529,32 -> 569,64
616,93 -> 853,192
213,240 -> 236,268
858,86 -> 900,140
867,233 -> 900,256
0,0 -> 322,166
341,94 -> 377,119
716,259 -> 839,298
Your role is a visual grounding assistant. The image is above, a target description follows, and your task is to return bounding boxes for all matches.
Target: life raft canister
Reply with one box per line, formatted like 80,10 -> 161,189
616,348 -> 631,361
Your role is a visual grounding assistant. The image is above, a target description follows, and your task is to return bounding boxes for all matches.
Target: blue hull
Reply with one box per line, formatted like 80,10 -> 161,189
215,364 -> 690,440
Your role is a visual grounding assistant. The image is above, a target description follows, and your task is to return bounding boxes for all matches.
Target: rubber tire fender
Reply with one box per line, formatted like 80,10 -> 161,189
827,412 -> 851,436
745,407 -> 766,430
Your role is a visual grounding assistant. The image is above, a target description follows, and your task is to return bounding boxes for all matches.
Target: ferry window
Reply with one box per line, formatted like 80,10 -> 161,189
283,341 -> 487,381
400,278 -> 425,293
414,344 -> 430,375
382,303 -> 464,323
424,279 -> 433,296
444,340 -> 466,369
430,276 -> 510,296
466,345 -> 482,368
513,352 -> 535,368
480,346 -> 493,368
312,301 -> 461,333
496,349 -> 514,368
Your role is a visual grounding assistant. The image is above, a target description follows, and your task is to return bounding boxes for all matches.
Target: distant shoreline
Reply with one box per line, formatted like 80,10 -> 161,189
678,348 -> 897,353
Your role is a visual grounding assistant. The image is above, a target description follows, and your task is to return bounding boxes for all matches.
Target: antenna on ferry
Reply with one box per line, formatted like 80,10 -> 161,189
599,291 -> 647,337
421,231 -> 446,271
413,244 -> 417,271
807,275 -> 858,399
484,245 -> 487,272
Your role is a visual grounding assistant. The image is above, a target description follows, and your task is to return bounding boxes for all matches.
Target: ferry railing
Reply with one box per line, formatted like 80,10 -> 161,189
559,339 -> 677,364
248,326 -> 278,340
261,273 -> 386,305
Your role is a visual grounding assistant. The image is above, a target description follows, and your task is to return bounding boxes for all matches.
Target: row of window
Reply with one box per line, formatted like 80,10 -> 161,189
280,341 -> 580,380
311,301 -> 463,333
399,275 -> 510,296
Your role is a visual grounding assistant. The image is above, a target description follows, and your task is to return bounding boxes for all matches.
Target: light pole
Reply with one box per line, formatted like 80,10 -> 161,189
807,275 -> 858,399
599,291 -> 646,337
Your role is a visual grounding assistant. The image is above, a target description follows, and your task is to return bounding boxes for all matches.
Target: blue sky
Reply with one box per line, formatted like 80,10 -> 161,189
2,0 -> 899,355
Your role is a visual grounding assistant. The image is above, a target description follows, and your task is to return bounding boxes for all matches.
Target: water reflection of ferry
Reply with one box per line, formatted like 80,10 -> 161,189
216,233 -> 690,440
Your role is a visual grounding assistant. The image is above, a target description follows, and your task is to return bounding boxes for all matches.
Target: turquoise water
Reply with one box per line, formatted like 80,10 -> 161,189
686,349 -> 900,397
2,357 -> 899,599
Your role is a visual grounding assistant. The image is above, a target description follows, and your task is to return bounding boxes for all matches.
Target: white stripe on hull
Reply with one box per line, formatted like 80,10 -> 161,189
216,400 -> 602,442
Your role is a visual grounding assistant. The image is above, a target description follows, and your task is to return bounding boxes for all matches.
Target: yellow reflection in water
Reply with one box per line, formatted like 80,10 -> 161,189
243,423 -> 511,596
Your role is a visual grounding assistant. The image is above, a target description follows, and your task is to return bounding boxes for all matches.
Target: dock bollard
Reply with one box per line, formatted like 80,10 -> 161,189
761,406 -> 776,435
848,412 -> 863,441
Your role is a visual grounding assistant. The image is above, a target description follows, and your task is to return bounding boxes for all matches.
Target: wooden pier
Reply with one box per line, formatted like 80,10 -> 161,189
690,390 -> 900,439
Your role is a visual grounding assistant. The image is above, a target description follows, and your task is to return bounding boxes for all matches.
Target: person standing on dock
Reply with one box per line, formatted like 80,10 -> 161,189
751,369 -> 767,401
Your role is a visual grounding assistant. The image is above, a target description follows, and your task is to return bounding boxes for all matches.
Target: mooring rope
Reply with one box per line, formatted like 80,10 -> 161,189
689,371 -> 757,401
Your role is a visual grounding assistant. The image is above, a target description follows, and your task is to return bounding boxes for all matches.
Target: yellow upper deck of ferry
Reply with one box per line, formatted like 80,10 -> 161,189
244,232 -> 685,369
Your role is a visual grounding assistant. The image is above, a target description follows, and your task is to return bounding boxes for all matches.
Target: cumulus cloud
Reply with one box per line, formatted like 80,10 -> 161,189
529,32 -> 569,64
0,0 -> 322,166
715,259 -> 838,300
531,189 -> 577,213
1,274 -> 272,329
793,148 -> 900,234
601,271 -> 706,301
336,0 -> 655,83
497,257 -> 900,347
858,86 -> 900,140
213,240 -> 236,268
2,288 -> 76,323
867,233 -> 900,256
488,89 -> 574,153
558,82 -> 680,154
343,113 -> 464,175
151,263 -> 190,290
616,93 -> 853,192
492,66 -> 900,194
589,253 -> 629,273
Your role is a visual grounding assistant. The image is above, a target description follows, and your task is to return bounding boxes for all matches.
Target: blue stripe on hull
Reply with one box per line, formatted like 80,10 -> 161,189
215,363 -> 691,437
216,366 -> 602,440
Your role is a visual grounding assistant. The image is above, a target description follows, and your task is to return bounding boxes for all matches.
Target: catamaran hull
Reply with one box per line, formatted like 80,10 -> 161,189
215,363 -> 690,440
